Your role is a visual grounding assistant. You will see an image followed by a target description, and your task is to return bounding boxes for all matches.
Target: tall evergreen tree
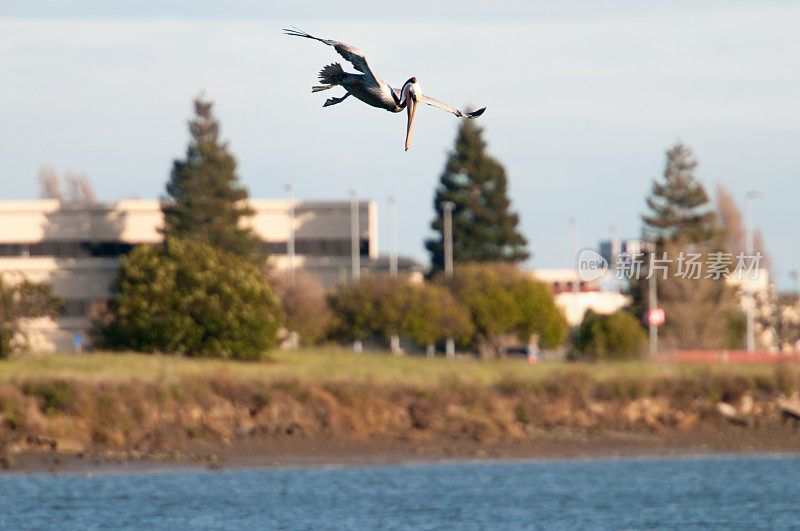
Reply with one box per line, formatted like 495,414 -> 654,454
629,142 -> 741,349
162,96 -> 261,261
425,120 -> 528,271
642,142 -> 716,243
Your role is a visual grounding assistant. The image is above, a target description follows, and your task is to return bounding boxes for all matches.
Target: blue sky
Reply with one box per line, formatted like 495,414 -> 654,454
2,2 -> 798,287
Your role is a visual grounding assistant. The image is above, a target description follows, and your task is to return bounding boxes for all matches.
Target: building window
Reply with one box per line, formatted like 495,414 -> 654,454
0,244 -> 27,257
0,241 -> 136,258
62,299 -> 90,318
261,242 -> 288,255
60,299 -> 108,318
261,239 -> 370,257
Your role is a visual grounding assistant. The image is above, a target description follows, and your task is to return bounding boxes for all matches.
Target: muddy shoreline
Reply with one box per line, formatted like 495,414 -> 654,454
3,369 -> 800,474
6,425 -> 800,475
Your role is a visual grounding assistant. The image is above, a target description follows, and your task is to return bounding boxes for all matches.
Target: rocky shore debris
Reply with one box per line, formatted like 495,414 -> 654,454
777,398 -> 800,427
716,402 -> 748,426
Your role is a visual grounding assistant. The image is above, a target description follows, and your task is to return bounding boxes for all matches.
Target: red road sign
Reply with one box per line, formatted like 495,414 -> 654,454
648,308 -> 665,326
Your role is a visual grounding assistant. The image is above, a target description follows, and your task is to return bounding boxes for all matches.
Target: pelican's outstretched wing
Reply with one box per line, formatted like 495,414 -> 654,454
419,95 -> 486,119
283,28 -> 380,84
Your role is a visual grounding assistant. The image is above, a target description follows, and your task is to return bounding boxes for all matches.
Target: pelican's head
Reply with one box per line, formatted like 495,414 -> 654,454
401,77 -> 421,151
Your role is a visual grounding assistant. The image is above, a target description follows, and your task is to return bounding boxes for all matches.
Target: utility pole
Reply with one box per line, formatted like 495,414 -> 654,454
350,189 -> 362,353
388,196 -> 398,278
745,190 -> 762,353
284,183 -> 297,350
569,217 -> 579,325
285,183 -> 295,288
389,196 -> 399,354
443,201 -> 456,359
792,272 -> 800,336
350,189 -> 360,282
611,226 -> 620,292
570,217 -> 578,294
647,235 -> 658,357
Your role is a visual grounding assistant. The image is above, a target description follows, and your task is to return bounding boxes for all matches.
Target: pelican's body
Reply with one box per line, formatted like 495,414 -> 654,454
339,71 -> 402,113
284,28 -> 485,150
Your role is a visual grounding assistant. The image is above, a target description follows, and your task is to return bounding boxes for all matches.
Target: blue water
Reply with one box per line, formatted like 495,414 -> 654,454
1,455 -> 799,529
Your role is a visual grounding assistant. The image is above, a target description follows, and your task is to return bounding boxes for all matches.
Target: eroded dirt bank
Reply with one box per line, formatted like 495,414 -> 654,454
2,367 -> 800,472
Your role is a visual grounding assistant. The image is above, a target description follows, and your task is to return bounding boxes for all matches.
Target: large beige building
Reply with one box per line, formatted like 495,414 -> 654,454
0,199 -> 378,351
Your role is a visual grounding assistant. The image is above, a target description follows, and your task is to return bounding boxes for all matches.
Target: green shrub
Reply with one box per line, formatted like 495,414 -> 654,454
96,238 -> 282,359
0,389 -> 25,429
573,310 -> 647,361
326,276 -> 473,347
21,380 -> 75,416
440,263 -> 568,358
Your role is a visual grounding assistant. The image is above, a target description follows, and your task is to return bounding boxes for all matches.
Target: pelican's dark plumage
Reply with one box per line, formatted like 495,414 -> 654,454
284,28 -> 486,150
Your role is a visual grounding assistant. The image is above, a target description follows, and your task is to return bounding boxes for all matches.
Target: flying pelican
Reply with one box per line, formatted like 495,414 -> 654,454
284,28 -> 486,151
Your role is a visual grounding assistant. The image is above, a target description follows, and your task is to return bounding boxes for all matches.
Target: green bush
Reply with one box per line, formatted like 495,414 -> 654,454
326,266 -> 567,357
573,310 -> 647,361
440,263 -> 568,358
96,238 -> 282,359
21,380 -> 75,416
326,276 -> 473,347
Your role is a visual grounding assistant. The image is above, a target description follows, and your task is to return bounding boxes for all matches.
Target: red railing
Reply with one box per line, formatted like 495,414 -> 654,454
659,350 -> 800,363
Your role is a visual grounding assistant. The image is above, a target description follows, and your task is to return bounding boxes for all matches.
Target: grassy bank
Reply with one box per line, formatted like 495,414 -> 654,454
0,347 -> 788,385
2,349 -> 800,470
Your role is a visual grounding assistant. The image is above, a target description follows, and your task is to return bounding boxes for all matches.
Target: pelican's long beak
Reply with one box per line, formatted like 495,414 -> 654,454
405,95 -> 417,152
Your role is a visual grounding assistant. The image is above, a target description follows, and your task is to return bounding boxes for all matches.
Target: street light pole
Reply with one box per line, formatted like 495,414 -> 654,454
611,226 -> 620,293
285,183 -> 295,288
388,197 -> 398,278
284,183 -> 298,350
647,235 -> 658,357
389,196 -> 399,353
443,201 -> 455,279
745,190 -> 762,353
570,217 -> 578,294
569,217 -> 579,324
792,273 -> 800,338
350,189 -> 362,353
442,201 -> 455,359
350,189 -> 361,282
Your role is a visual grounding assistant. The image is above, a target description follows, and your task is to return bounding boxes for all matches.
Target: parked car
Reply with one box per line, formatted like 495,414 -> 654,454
503,345 -> 538,363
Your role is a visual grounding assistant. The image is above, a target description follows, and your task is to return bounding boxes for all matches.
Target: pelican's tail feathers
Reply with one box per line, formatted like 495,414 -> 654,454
318,63 -> 344,85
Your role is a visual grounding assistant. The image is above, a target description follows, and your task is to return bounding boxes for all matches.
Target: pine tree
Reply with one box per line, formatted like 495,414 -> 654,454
642,142 -> 716,243
629,142 -> 741,349
425,120 -> 528,271
162,96 -> 261,261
